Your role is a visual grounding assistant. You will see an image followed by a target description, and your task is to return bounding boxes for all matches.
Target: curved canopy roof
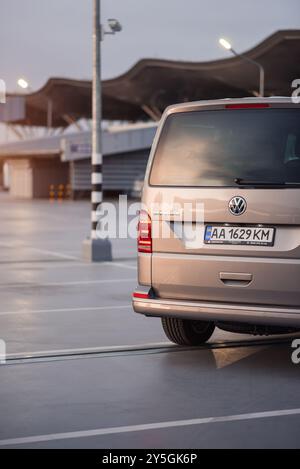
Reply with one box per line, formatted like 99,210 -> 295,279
4,29 -> 300,127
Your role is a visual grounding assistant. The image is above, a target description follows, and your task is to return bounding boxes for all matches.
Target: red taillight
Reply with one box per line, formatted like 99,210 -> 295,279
138,210 -> 152,253
225,103 -> 270,109
132,292 -> 149,299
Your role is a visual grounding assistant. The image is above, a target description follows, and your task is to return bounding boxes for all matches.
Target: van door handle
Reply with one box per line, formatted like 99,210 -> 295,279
219,272 -> 252,286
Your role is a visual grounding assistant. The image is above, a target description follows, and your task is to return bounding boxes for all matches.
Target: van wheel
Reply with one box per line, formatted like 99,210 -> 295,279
161,317 -> 215,346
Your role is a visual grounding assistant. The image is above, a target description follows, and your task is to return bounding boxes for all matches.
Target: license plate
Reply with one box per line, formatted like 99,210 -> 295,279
204,225 -> 275,246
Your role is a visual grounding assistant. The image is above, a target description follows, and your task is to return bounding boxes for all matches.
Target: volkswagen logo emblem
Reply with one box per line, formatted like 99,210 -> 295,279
228,196 -> 247,216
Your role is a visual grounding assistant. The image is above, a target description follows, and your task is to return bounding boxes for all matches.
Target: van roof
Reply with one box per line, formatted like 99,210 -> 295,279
164,96 -> 299,116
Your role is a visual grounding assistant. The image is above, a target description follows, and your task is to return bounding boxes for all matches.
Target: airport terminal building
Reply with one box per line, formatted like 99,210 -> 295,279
0,30 -> 299,199
0,123 -> 156,198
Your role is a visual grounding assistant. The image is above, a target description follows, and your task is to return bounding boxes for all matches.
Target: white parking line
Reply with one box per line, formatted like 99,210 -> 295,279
26,247 -> 79,260
0,242 -> 12,247
0,261 -> 136,269
105,261 -> 137,270
0,278 -> 136,289
0,245 -> 137,269
0,242 -> 79,260
0,304 -> 131,316
0,408 -> 299,446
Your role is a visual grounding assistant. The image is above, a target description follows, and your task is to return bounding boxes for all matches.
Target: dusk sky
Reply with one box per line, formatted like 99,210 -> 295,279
1,0 -> 299,92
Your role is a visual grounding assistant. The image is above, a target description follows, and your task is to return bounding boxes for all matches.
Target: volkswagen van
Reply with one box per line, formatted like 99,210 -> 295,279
133,97 -> 300,345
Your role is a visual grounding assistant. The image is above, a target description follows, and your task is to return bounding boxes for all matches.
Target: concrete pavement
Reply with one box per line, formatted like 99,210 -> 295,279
0,196 -> 299,448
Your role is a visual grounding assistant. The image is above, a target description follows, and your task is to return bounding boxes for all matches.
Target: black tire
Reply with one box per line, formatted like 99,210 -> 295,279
161,317 -> 215,346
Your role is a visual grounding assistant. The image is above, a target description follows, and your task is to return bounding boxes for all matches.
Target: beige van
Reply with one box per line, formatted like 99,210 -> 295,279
132,97 -> 300,345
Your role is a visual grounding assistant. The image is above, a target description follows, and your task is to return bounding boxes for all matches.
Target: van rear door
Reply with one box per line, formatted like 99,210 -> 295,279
147,103 -> 300,307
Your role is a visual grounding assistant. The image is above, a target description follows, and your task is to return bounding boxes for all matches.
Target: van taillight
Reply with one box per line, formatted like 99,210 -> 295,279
225,103 -> 270,109
138,210 -> 152,253
132,292 -> 150,299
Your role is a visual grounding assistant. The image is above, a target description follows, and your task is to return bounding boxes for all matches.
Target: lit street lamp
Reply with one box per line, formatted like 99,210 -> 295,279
17,78 -> 30,90
83,0 -> 122,262
219,37 -> 265,97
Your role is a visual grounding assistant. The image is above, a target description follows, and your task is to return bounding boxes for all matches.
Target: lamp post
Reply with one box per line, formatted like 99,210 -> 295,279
219,38 -> 265,97
82,0 -> 122,262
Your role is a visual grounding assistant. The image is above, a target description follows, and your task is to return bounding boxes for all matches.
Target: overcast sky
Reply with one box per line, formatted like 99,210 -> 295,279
1,0 -> 299,92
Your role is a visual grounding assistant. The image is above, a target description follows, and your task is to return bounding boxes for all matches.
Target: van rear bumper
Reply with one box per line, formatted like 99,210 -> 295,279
132,288 -> 300,327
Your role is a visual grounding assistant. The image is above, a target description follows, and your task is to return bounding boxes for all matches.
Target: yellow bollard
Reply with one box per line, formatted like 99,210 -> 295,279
57,184 -> 64,203
49,184 -> 56,203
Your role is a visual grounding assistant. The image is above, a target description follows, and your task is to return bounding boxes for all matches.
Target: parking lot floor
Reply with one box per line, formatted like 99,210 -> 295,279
0,195 -> 299,448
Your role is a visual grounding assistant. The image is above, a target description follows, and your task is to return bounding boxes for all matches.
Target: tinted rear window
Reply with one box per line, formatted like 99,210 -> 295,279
150,109 -> 300,186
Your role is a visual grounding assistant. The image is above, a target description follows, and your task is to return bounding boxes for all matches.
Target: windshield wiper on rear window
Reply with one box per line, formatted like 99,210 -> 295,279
234,178 -> 300,187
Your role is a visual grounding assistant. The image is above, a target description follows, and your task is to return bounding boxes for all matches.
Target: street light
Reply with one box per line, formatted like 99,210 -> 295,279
219,38 -> 231,51
83,0 -> 122,262
17,78 -> 30,90
107,18 -> 122,33
219,37 -> 265,97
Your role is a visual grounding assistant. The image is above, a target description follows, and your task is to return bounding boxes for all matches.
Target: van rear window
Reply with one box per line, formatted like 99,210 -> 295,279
150,109 -> 300,186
